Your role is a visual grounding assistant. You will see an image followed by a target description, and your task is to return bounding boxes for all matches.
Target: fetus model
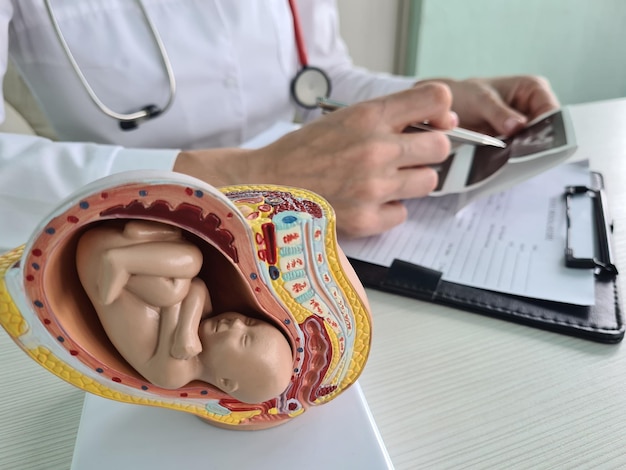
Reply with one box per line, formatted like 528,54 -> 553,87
75,219 -> 294,404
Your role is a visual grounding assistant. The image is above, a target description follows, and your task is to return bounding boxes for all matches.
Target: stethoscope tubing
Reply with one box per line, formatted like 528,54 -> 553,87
287,0 -> 308,67
43,0 -> 177,124
43,0 -> 329,125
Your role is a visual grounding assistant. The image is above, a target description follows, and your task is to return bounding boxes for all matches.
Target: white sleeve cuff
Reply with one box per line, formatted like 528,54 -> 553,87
107,147 -> 180,174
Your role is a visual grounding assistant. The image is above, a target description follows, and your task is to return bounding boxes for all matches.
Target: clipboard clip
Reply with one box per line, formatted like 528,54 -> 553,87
564,185 -> 618,280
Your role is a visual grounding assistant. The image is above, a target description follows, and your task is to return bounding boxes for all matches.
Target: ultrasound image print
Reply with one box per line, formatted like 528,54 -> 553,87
465,111 -> 566,187
509,111 -> 566,159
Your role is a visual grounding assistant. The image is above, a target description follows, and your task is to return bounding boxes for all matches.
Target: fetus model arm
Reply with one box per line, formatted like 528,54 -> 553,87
166,278 -> 212,360
142,277 -> 214,385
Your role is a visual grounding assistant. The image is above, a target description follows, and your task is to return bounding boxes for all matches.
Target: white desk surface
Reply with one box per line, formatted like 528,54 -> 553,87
1,98 -> 626,470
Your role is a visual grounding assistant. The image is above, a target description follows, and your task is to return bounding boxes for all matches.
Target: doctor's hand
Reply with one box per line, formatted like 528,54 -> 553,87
174,83 -> 455,239
419,75 -> 560,137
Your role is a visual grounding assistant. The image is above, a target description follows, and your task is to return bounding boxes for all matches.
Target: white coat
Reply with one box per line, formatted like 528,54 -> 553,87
0,0 -> 415,249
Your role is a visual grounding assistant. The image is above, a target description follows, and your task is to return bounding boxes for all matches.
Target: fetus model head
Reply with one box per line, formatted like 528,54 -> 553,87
0,171 -> 371,430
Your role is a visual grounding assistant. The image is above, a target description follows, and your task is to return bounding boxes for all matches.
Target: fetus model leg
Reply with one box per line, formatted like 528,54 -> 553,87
77,220 -> 210,364
96,221 -> 203,306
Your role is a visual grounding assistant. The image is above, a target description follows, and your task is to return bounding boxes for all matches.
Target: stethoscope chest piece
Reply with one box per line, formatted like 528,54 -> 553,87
290,66 -> 331,109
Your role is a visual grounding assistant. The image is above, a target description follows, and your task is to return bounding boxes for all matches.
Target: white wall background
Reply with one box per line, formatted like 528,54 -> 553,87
413,0 -> 626,105
336,0 -> 402,74
341,0 -> 626,105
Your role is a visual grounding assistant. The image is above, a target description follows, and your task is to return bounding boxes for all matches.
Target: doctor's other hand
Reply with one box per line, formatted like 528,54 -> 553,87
174,83 -> 455,239
420,75 -> 560,137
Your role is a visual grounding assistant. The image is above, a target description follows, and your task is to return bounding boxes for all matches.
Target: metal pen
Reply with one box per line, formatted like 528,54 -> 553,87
316,97 -> 507,148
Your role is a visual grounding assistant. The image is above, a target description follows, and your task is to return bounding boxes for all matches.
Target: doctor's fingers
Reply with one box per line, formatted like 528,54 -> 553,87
377,82 -> 455,132
361,164 -> 439,206
334,200 -> 409,239
394,130 -> 451,168
331,131 -> 447,199
332,164 -> 439,239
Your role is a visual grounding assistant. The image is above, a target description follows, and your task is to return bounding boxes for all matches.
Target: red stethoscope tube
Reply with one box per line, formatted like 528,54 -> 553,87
287,0 -> 332,109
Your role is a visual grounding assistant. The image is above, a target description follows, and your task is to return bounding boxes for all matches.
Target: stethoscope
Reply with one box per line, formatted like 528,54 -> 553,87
44,0 -> 331,131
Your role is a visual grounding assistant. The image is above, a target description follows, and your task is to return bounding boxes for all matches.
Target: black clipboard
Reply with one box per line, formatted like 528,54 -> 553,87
348,172 -> 623,344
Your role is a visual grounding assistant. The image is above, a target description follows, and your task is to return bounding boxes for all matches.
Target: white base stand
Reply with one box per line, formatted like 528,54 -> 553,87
71,382 -> 394,470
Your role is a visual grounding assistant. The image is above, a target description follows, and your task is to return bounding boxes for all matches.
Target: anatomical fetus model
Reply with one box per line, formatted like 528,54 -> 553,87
0,171 -> 372,430
76,220 -> 293,404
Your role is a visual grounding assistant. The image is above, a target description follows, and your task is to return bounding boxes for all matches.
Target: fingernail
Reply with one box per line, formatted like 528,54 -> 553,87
449,111 -> 459,127
504,116 -> 525,134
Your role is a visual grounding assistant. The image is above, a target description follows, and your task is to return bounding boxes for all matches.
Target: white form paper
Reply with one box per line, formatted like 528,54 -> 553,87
340,161 -> 596,305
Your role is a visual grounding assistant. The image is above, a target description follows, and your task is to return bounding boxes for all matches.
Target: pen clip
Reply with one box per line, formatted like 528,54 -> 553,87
316,97 -> 345,114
